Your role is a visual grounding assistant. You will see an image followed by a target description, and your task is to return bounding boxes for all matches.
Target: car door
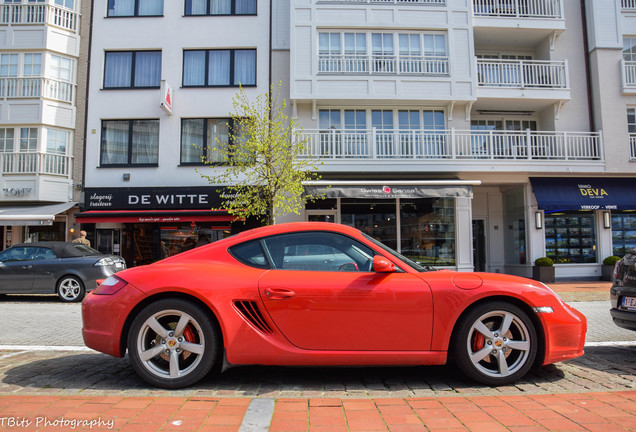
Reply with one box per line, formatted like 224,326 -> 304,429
30,247 -> 62,293
257,231 -> 434,351
0,246 -> 38,293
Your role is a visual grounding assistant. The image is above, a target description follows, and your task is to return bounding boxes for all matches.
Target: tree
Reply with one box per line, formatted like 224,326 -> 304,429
198,83 -> 321,225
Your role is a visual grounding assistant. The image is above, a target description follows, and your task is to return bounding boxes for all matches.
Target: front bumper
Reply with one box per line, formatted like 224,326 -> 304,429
81,283 -> 144,357
541,302 -> 587,365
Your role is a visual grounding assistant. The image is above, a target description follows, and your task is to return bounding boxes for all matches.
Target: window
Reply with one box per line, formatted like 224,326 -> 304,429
55,0 -> 74,9
185,0 -> 256,15
20,128 -> 37,152
624,37 -> 636,62
46,128 -> 68,155
183,49 -> 256,87
181,118 -> 246,164
107,0 -> 163,17
0,128 -> 14,152
0,54 -> 18,77
23,53 -> 41,76
611,212 -> 636,256
50,55 -> 72,82
104,51 -> 161,89
101,119 -> 159,166
544,212 -> 597,264
628,108 -> 636,133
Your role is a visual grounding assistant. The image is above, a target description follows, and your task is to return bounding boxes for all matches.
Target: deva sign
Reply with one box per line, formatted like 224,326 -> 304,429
578,184 -> 608,197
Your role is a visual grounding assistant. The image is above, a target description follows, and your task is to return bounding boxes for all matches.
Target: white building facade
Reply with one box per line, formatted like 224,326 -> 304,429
0,0 -> 84,247
80,0 -> 269,265
274,0 -> 636,280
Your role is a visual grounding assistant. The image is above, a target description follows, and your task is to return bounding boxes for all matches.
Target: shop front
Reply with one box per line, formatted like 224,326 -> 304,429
0,202 -> 78,249
76,187 -> 255,266
303,180 -> 479,269
530,177 -> 636,278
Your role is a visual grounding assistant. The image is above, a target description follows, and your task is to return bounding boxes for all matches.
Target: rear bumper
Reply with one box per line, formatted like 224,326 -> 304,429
610,308 -> 636,331
81,283 -> 144,357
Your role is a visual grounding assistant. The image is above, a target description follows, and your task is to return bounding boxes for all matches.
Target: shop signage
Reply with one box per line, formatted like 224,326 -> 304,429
305,184 -> 473,199
84,187 -> 228,211
530,177 -> 636,211
160,80 -> 173,115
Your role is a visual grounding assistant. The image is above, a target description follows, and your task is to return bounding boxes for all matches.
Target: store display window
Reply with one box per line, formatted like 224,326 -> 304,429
612,212 -> 636,256
544,212 -> 597,264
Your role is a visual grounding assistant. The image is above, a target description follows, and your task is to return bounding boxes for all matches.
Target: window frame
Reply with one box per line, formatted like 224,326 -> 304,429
184,0 -> 257,16
180,117 -> 244,166
100,119 -> 160,167
182,48 -> 257,88
103,50 -> 162,90
106,0 -> 164,17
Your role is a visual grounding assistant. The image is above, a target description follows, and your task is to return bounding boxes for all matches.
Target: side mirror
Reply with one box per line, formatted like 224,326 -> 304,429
373,255 -> 396,273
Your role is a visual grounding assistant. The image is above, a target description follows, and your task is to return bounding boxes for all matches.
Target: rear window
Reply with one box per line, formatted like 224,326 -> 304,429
72,244 -> 101,255
229,240 -> 269,269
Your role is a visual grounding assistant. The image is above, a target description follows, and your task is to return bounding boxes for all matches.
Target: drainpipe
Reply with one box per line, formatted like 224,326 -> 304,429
580,0 -> 596,132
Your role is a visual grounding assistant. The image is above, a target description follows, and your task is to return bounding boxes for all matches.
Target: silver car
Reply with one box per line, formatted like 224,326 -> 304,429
0,241 -> 126,302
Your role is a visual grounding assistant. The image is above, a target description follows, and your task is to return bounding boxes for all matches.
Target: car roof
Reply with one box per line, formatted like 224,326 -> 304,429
232,222 -> 361,242
9,241 -> 100,258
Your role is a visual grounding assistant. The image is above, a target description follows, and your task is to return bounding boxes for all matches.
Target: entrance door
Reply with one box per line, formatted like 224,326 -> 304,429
306,210 -> 336,223
472,219 -> 486,272
96,229 -> 121,256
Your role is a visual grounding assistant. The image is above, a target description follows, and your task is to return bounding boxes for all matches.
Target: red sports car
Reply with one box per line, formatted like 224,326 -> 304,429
82,222 -> 586,389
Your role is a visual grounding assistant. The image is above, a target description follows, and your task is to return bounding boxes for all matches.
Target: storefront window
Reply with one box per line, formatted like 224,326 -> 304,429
27,222 -> 65,242
160,224 -> 229,259
400,198 -> 455,266
612,212 -> 636,256
544,212 -> 597,264
341,199 -> 397,250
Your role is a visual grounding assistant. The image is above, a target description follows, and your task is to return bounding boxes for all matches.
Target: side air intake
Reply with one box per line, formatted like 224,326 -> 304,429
234,301 -> 273,334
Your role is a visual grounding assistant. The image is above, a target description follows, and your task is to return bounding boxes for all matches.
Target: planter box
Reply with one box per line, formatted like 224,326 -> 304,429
532,266 -> 555,283
601,265 -> 614,281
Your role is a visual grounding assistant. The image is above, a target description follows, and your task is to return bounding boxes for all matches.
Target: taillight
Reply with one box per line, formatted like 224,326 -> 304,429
613,260 -> 622,281
93,276 -> 127,295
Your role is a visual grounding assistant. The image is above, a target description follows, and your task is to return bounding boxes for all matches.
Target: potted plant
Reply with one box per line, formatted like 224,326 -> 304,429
532,257 -> 555,283
602,256 -> 621,281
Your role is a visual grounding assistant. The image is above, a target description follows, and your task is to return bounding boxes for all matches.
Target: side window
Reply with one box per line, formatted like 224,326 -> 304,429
263,232 -> 375,272
0,247 -> 37,262
34,248 -> 57,260
229,240 -> 268,269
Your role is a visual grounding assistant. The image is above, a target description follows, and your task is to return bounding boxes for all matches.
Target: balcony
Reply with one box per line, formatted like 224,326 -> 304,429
319,54 -> 449,76
473,0 -> 562,18
0,3 -> 77,32
623,0 -> 636,11
317,0 -> 446,3
0,77 -> 75,104
630,134 -> 636,160
297,128 -> 603,171
621,60 -> 636,93
477,59 -> 567,88
1,152 -> 72,177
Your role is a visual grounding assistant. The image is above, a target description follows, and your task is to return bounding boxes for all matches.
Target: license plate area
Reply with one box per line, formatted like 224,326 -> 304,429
620,296 -> 636,311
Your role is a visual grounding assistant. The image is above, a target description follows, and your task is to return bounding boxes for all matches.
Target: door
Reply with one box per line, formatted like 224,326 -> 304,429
472,220 -> 486,272
257,231 -> 433,351
96,229 -> 122,255
0,246 -> 38,293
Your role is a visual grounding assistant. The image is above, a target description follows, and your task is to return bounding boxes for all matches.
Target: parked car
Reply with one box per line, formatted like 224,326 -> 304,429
82,222 -> 586,389
610,249 -> 636,331
0,241 -> 126,302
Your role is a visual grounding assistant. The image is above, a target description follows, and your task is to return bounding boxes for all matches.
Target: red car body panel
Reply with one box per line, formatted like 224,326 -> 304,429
82,222 -> 585,370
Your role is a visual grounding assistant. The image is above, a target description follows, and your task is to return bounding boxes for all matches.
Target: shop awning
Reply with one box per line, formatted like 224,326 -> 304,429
530,177 -> 636,211
0,202 -> 77,226
75,209 -> 239,224
303,180 -> 479,199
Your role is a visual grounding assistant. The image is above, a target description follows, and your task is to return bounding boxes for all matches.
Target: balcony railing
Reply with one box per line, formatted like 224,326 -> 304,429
0,77 -> 74,103
0,4 -> 77,32
317,0 -> 445,3
477,59 -> 568,88
1,152 -> 71,177
318,54 -> 449,75
623,0 -> 636,11
473,0 -> 563,18
621,59 -> 636,89
297,129 -> 602,161
630,134 -> 636,160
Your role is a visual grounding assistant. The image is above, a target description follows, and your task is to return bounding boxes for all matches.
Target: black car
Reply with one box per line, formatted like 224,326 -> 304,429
0,242 -> 126,302
610,249 -> 636,331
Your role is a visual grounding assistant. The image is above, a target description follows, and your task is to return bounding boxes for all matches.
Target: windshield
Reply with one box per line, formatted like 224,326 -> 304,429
362,232 -> 431,272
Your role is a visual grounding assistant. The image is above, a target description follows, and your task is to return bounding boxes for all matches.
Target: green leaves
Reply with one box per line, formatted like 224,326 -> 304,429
198,82 -> 321,225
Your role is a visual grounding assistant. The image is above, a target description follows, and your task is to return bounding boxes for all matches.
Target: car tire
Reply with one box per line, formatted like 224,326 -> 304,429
56,276 -> 85,302
127,299 -> 220,389
452,301 -> 537,386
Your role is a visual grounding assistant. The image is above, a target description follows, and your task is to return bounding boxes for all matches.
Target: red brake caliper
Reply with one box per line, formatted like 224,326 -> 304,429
183,325 -> 196,343
472,332 -> 485,352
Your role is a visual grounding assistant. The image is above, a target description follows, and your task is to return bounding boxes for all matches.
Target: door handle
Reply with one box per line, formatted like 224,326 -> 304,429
21,265 -> 32,269
264,288 -> 296,300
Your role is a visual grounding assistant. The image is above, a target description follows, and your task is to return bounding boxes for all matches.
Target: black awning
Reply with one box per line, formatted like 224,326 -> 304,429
530,177 -> 636,211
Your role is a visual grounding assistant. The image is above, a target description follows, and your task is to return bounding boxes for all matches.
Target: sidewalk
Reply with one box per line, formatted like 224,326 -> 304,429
548,281 -> 611,302
0,392 -> 634,432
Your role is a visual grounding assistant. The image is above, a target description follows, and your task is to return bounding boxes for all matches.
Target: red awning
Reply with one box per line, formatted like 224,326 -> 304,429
75,210 -> 238,224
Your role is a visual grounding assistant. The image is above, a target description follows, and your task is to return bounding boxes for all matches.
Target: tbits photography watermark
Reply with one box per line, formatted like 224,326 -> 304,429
0,416 -> 114,430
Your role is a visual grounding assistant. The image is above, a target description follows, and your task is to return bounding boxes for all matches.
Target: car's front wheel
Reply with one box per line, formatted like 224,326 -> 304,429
127,299 -> 220,389
453,301 -> 537,386
56,276 -> 85,302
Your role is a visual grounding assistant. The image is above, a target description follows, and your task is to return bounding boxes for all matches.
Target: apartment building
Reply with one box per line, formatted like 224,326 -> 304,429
0,0 -> 86,247
273,0 -> 636,280
79,0 -> 268,265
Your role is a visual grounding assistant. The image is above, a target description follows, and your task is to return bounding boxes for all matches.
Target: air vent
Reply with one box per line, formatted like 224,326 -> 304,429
234,301 -> 273,334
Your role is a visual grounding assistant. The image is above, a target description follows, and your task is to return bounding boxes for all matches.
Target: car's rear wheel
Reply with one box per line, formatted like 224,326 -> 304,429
453,301 -> 537,386
56,276 -> 85,302
127,299 -> 220,389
